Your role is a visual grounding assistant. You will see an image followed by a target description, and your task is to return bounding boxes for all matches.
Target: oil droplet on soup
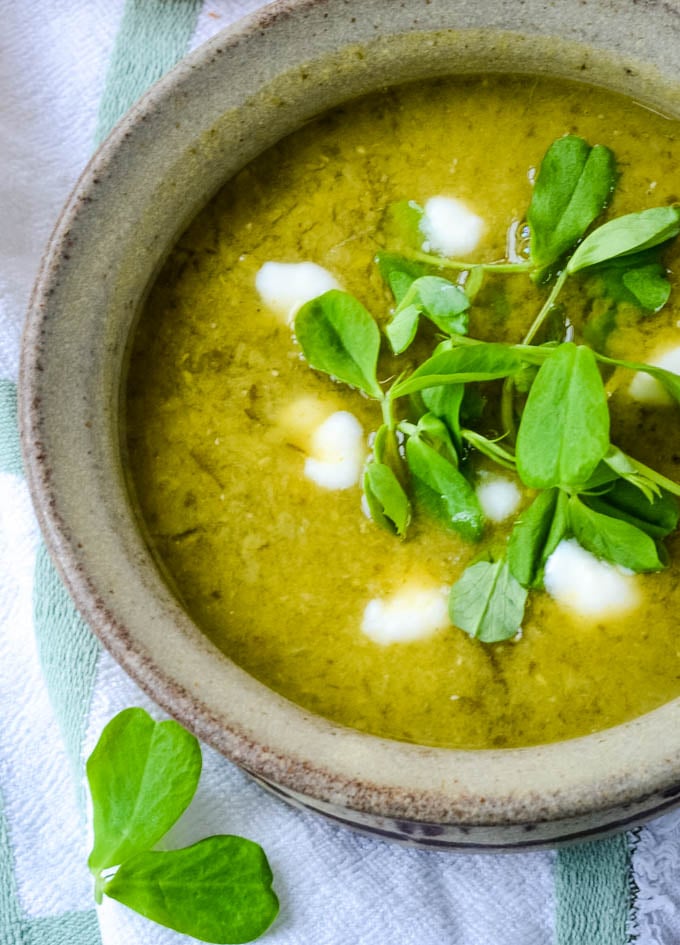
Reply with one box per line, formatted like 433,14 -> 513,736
126,75 -> 680,750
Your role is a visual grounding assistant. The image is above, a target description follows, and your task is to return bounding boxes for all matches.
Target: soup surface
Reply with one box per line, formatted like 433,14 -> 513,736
126,75 -> 680,749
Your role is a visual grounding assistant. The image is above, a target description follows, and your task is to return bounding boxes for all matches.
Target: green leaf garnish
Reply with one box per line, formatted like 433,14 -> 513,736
568,205 -> 680,273
449,557 -> 528,643
391,343 -> 521,398
463,265 -> 485,300
386,304 -> 421,354
507,488 -> 568,587
87,709 -> 278,942
386,276 -> 469,354
373,422 -> 404,474
581,250 -> 672,348
375,251 -> 430,304
406,276 -> 470,333
294,290 -> 382,398
405,434 -> 483,541
515,343 -> 610,489
568,495 -> 665,571
363,461 -> 411,536
581,478 -> 679,539
421,384 -> 465,449
461,429 -> 517,472
288,132 -> 680,645
413,412 -> 459,464
585,245 -> 667,297
87,707 -> 202,876
103,837 -> 278,945
602,446 -> 680,499
622,263 -> 671,311
598,446 -> 662,501
528,135 -> 616,273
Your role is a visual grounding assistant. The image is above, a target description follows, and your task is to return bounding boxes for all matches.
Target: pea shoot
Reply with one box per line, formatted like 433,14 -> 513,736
87,708 -> 278,944
293,133 -> 680,644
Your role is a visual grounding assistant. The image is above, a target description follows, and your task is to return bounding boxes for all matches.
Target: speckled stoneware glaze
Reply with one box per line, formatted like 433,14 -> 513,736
19,0 -> 680,850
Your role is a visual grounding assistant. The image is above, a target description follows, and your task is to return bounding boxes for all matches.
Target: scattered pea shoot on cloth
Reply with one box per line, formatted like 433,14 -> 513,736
86,707 -> 278,943
293,134 -> 680,643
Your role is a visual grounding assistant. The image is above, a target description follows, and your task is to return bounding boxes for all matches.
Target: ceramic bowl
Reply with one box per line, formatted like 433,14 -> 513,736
19,0 -> 680,850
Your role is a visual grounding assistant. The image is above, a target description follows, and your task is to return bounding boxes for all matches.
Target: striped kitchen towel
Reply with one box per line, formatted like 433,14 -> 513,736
0,1 -> 678,943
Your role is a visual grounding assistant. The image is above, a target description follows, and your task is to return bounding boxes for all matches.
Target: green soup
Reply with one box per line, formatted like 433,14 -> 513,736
126,75 -> 680,749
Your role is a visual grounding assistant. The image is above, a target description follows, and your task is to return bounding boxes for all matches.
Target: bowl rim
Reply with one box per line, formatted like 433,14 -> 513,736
18,0 -> 680,846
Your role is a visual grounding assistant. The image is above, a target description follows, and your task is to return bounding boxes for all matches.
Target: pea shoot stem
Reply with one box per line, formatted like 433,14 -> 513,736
500,378 -> 518,441
402,250 -> 533,274
616,449 -> 680,498
94,872 -> 106,905
522,267 -> 569,345
380,390 -> 395,430
462,429 -> 517,471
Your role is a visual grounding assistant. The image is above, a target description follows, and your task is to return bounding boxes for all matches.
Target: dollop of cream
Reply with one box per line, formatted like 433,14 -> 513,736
543,539 -> 639,618
255,261 -> 341,323
304,411 -> 366,490
629,344 -> 680,406
420,196 -> 484,258
475,474 -> 522,523
361,584 -> 450,645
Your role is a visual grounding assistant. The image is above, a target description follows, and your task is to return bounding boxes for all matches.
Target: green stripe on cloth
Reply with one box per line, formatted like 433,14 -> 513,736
0,788 -> 101,945
33,544 -> 102,794
95,0 -> 202,144
25,911 -> 101,945
555,835 -> 631,944
5,2 -> 640,943
0,380 -> 23,476
0,376 -> 100,806
0,787 -> 25,945
30,0 -> 203,798
2,4 -> 203,945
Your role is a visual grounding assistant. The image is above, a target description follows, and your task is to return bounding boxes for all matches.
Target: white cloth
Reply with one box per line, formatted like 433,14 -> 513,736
1,2 -> 679,944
